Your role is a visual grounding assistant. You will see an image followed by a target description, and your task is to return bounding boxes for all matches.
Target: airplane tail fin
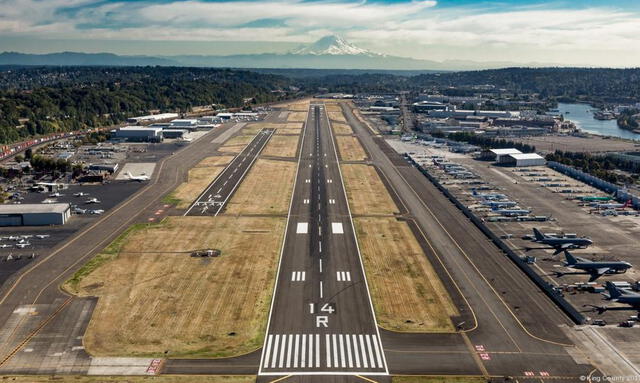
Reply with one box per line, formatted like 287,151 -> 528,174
533,228 -> 545,241
605,282 -> 622,299
563,250 -> 578,266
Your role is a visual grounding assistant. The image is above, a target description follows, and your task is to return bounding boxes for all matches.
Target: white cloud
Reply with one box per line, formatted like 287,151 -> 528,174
0,0 -> 639,66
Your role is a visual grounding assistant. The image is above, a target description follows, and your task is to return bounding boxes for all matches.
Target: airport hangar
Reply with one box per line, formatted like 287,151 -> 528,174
499,152 -> 546,167
0,203 -> 71,226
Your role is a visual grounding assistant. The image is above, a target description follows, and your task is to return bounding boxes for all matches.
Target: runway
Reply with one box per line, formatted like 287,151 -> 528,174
185,128 -> 274,216
258,104 -> 388,377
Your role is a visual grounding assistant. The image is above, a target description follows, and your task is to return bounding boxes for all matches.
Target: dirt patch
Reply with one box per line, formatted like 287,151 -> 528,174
336,136 -> 367,161
69,216 -> 286,358
355,217 -> 458,332
225,159 -> 296,215
341,164 -> 399,215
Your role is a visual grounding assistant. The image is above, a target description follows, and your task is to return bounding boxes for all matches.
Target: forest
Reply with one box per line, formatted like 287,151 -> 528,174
0,67 -> 293,144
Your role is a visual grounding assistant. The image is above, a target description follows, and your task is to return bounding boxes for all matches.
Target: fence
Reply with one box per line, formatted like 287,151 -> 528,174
408,156 -> 586,325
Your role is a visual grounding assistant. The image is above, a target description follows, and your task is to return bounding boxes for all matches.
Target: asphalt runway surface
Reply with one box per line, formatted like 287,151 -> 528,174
258,104 -> 387,378
185,128 -> 274,216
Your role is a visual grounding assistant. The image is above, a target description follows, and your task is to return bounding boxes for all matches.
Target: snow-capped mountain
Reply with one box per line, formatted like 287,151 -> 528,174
290,35 -> 379,56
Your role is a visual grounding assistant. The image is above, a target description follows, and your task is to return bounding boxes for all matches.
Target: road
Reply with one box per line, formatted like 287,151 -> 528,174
257,104 -> 387,379
186,128 -> 274,216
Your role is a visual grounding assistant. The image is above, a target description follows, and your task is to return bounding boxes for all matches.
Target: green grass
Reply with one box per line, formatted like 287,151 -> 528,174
161,192 -> 182,206
63,221 -> 164,294
393,377 -> 487,383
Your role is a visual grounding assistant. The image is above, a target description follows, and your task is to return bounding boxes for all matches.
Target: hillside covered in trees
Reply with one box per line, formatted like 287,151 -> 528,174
0,67 -> 294,144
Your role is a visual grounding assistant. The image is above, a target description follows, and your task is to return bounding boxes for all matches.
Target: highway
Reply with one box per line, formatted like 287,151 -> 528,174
185,128 -> 274,216
258,104 -> 388,377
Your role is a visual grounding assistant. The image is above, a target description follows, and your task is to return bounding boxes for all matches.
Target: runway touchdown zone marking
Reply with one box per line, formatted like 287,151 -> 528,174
291,271 -> 306,282
331,222 -> 344,234
296,223 -> 308,234
336,271 -> 351,282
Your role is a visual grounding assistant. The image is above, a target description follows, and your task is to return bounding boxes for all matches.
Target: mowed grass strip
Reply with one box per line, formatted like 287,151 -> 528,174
327,111 -> 347,123
355,217 -> 458,332
261,135 -> 300,158
67,216 -> 285,358
225,159 -> 296,216
0,376 -> 257,383
287,111 -> 308,122
332,123 -> 353,135
169,155 -> 235,209
341,164 -> 399,215
336,135 -> 367,161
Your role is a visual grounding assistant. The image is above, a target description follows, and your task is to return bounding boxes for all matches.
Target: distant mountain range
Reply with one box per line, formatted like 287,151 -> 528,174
0,35 -> 556,71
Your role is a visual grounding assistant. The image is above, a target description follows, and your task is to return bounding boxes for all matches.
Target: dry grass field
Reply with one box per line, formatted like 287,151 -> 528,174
225,159 -> 296,216
66,216 -> 285,358
325,103 -> 343,113
393,377 -> 486,383
355,217 -> 458,332
0,376 -> 257,383
218,135 -> 255,153
170,156 -> 234,209
332,123 -> 353,135
261,135 -> 300,158
341,164 -> 399,215
241,125 -> 265,135
286,100 -> 311,111
287,111 -> 308,122
275,128 -> 302,135
327,111 -> 347,123
336,136 -> 367,161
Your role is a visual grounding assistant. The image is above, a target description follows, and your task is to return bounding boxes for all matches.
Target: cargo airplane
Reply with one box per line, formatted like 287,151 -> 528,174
528,228 -> 592,255
556,250 -> 632,282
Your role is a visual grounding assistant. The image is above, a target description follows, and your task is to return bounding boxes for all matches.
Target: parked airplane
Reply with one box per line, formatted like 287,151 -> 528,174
35,234 -> 50,239
481,200 -> 517,208
73,207 -> 87,214
592,199 -> 632,210
530,228 -> 593,255
74,192 -> 89,197
49,192 -> 64,197
492,208 -> 531,217
577,195 -> 613,202
89,209 -> 104,215
125,172 -> 150,182
41,198 -> 58,204
472,190 -> 507,200
590,282 -> 640,313
556,250 -> 632,282
0,244 -> 12,248
85,198 -> 101,204
15,242 -> 30,248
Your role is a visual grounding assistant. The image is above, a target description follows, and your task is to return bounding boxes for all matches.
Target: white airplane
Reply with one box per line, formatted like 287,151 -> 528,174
49,192 -> 64,197
125,172 -> 150,182
36,234 -> 50,239
0,244 -> 12,248
73,207 -> 87,214
15,242 -> 30,248
85,198 -> 101,204
89,209 -> 104,215
42,198 -> 58,204
7,236 -> 20,241
74,192 -> 89,197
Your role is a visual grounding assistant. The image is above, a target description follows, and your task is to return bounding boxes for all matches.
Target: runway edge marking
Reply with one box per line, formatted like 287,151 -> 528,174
258,107 -> 310,376
323,103 -> 389,375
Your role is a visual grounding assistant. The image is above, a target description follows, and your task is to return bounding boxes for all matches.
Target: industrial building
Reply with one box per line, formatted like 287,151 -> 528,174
169,119 -> 198,130
162,129 -> 188,139
485,148 -> 523,162
112,127 -> 163,143
499,153 -> 546,167
0,204 -> 71,226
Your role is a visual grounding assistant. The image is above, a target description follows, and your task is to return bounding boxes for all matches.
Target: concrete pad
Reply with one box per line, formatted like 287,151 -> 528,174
115,163 -> 156,180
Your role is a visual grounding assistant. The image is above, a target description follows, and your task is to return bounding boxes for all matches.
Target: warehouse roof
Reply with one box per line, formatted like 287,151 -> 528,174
0,203 -> 70,214
507,153 -> 545,160
490,148 -> 522,155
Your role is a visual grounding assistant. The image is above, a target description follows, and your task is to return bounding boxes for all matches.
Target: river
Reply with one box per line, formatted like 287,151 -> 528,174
554,103 -> 639,140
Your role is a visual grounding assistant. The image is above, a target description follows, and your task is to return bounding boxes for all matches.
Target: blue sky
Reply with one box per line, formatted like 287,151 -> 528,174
1,0 -> 639,66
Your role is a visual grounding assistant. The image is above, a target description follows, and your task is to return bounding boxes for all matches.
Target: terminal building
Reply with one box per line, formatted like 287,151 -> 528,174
0,204 -> 71,226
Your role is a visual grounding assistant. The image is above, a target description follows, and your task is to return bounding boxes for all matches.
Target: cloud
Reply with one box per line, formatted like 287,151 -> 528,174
0,0 -> 639,66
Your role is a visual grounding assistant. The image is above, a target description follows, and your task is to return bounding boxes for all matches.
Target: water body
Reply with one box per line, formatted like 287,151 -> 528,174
555,103 -> 639,140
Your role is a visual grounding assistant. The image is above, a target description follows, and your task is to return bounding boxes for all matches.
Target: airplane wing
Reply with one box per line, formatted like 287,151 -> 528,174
588,268 -> 611,282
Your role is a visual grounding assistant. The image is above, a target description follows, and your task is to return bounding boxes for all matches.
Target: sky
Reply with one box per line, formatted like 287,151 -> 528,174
0,0 -> 639,67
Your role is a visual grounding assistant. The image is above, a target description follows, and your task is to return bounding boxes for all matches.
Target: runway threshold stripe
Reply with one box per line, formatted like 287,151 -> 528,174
372,335 -> 383,368
353,334 -> 361,368
326,334 -> 331,368
271,335 -> 280,368
264,334 -> 273,368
